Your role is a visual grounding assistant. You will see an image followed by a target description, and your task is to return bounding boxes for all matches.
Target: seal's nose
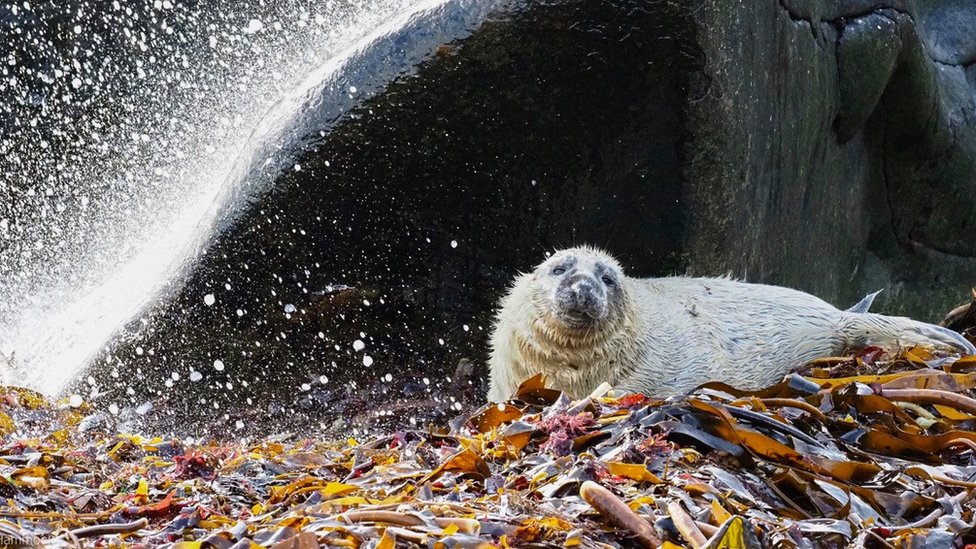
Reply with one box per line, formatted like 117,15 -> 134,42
570,278 -> 597,306
559,275 -> 603,318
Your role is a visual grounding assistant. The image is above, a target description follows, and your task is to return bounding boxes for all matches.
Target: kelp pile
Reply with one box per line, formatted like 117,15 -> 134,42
5,348 -> 976,547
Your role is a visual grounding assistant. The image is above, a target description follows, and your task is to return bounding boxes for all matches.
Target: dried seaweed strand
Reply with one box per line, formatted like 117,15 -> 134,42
0,510 -> 115,521
947,438 -> 976,453
364,501 -> 479,514
762,478 -> 813,519
724,405 -> 826,448
338,510 -> 478,533
666,501 -> 707,549
894,401 -> 937,420
68,518 -> 149,538
580,481 -> 660,548
760,398 -> 826,420
917,472 -> 976,488
880,388 -> 976,415
865,529 -> 897,549
889,490 -> 973,533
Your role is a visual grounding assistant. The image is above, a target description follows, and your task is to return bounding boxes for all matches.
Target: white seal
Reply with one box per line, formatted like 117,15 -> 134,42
487,246 -> 975,401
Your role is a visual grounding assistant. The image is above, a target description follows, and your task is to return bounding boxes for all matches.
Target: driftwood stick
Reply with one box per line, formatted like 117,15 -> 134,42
695,520 -> 719,537
666,501 -> 708,549
340,510 -> 423,527
580,481 -> 661,548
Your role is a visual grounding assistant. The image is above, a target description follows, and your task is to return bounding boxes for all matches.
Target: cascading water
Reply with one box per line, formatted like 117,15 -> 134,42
0,0 -> 505,395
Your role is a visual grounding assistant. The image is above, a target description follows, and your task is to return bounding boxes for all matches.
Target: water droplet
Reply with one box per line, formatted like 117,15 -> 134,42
213,359 -> 225,371
204,294 -> 216,306
363,355 -> 373,367
68,394 -> 84,407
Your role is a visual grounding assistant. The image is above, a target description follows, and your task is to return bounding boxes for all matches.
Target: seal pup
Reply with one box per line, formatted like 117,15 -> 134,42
487,246 -> 976,401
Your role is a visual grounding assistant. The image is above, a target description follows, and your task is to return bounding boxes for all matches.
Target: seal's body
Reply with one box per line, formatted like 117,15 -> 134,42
487,247 -> 975,401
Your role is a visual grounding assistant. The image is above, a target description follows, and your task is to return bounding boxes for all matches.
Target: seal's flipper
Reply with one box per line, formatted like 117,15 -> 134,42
846,289 -> 884,314
840,313 -> 976,355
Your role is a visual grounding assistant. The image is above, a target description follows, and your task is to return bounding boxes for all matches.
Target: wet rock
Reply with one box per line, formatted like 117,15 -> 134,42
683,0 -> 976,318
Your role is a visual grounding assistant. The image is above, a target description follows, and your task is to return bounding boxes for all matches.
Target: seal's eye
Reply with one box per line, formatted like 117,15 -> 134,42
602,275 -> 615,286
551,267 -> 566,276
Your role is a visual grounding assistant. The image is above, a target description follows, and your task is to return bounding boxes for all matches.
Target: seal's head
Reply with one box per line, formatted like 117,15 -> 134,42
530,247 -> 626,331
488,246 -> 633,401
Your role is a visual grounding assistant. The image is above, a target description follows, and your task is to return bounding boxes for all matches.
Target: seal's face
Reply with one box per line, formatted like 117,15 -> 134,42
533,248 -> 624,330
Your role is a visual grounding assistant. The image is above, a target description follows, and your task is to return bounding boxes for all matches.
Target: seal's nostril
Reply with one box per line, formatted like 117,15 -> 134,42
570,277 -> 595,295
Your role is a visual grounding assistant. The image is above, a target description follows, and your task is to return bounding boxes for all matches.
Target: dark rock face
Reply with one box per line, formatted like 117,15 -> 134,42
80,0 -> 976,435
685,0 -> 976,317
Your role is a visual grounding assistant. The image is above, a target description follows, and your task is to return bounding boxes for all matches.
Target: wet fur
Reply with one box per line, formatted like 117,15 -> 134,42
488,247 -> 975,401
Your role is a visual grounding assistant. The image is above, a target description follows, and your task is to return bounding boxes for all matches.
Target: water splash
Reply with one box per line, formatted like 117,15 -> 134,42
0,0 -> 503,394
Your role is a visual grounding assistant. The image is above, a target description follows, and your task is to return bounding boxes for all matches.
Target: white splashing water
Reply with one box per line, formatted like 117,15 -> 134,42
0,0 -> 506,394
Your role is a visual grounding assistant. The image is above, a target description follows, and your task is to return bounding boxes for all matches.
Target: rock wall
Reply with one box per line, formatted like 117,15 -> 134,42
687,0 -> 976,317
